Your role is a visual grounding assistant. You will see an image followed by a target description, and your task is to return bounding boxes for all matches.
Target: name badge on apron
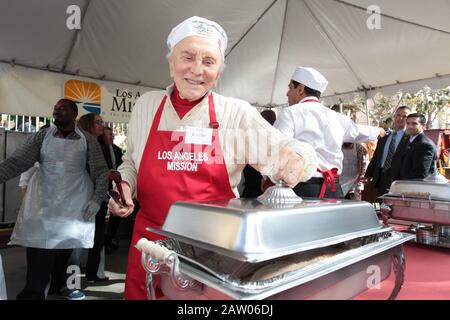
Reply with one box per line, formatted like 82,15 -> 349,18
185,126 -> 213,145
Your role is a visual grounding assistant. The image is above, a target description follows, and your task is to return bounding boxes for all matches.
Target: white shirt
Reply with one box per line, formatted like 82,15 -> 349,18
119,86 -> 318,197
380,129 -> 405,168
409,133 -> 421,143
274,97 -> 380,177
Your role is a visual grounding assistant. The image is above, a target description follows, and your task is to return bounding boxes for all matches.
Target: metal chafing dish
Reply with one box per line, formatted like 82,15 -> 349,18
137,184 -> 413,300
380,174 -> 450,248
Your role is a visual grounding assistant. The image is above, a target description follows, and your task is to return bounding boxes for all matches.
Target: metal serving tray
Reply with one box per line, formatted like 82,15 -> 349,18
147,198 -> 387,262
141,232 -> 414,300
381,195 -> 450,226
386,180 -> 450,202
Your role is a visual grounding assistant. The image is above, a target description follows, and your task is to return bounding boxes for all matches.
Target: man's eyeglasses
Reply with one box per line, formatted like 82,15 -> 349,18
95,120 -> 105,126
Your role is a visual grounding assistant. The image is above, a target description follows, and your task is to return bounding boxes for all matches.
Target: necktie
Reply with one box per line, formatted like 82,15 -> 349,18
383,131 -> 397,172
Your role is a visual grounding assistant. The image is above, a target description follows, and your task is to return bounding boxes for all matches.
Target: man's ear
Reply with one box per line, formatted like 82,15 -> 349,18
298,84 -> 305,95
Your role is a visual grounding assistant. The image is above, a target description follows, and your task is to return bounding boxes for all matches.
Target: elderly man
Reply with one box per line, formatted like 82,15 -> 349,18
400,113 -> 437,179
108,16 -> 317,299
0,99 -> 108,300
274,67 -> 384,199
365,106 -> 411,196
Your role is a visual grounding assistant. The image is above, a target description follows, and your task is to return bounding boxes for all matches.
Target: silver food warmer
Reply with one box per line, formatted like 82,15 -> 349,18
137,184 -> 413,300
380,176 -> 450,248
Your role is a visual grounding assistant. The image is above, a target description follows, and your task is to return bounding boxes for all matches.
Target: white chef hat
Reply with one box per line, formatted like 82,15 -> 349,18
291,67 -> 328,93
167,16 -> 228,59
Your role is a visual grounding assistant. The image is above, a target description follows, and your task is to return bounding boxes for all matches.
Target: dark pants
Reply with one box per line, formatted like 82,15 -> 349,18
16,247 -> 72,300
375,168 -> 393,197
105,215 -> 122,246
293,178 -> 344,199
86,202 -> 107,278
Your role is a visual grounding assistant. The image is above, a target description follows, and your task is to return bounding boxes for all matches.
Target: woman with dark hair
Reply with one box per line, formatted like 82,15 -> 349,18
77,113 -> 109,282
78,113 -> 105,138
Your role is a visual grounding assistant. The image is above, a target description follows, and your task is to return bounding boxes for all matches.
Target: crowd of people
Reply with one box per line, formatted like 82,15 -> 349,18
0,16 -> 440,300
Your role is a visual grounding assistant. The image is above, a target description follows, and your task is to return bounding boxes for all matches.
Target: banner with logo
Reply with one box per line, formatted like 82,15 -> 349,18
0,63 -> 157,123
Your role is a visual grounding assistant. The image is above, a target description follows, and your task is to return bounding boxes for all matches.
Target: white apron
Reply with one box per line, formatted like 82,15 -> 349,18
340,145 -> 359,196
9,124 -> 95,249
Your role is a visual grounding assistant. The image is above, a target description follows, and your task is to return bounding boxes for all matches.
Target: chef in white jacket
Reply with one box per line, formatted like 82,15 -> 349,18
274,67 -> 384,198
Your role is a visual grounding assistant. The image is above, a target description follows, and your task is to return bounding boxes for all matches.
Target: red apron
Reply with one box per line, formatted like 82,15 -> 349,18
124,93 -> 235,300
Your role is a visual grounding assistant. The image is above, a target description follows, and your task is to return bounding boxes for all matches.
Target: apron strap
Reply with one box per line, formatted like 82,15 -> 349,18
149,96 -> 168,135
317,168 -> 339,198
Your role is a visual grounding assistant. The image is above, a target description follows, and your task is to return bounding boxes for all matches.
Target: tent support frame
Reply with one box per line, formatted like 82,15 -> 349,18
61,0 -> 92,73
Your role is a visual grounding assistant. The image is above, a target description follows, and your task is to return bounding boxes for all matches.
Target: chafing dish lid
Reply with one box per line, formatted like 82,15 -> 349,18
384,180 -> 450,201
147,198 -> 387,262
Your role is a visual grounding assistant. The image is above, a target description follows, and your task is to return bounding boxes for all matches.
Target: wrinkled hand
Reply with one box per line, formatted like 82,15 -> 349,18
107,182 -> 135,218
272,146 -> 305,188
82,201 -> 100,221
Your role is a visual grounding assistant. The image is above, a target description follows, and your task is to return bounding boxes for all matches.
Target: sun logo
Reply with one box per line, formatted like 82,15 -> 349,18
64,80 -> 101,114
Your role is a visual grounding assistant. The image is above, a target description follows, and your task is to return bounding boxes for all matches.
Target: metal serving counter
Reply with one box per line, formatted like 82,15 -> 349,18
137,185 -> 413,300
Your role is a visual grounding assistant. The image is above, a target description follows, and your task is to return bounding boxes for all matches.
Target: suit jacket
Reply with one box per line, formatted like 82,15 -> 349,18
400,133 -> 437,180
365,131 -> 410,184
101,143 -> 123,170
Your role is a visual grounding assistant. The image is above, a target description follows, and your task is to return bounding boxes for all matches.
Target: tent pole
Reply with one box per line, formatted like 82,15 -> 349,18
270,0 -> 289,104
364,90 -> 370,126
323,73 -> 450,103
0,61 -> 164,90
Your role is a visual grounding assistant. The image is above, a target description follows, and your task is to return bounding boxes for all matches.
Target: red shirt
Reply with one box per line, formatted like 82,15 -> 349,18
170,85 -> 203,119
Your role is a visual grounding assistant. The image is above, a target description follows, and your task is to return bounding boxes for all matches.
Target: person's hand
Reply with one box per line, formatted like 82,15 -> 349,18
108,182 -> 135,218
272,146 -> 305,188
82,201 -> 100,221
378,127 -> 386,138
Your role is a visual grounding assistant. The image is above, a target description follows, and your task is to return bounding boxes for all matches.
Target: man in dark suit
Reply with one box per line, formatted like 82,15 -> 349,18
365,106 -> 411,196
400,113 -> 437,179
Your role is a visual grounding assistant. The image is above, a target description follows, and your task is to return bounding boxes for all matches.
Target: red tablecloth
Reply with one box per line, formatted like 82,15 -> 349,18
355,242 -> 450,300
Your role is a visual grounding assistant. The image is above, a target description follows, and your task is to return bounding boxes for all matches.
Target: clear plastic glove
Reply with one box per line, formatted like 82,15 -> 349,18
82,201 -> 100,221
108,182 -> 134,218
270,146 -> 305,188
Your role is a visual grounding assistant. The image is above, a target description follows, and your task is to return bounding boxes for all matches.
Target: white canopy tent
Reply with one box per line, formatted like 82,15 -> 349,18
1,0 -> 449,113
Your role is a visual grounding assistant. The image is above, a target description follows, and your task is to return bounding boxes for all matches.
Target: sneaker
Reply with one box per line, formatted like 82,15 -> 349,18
59,289 -> 85,300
